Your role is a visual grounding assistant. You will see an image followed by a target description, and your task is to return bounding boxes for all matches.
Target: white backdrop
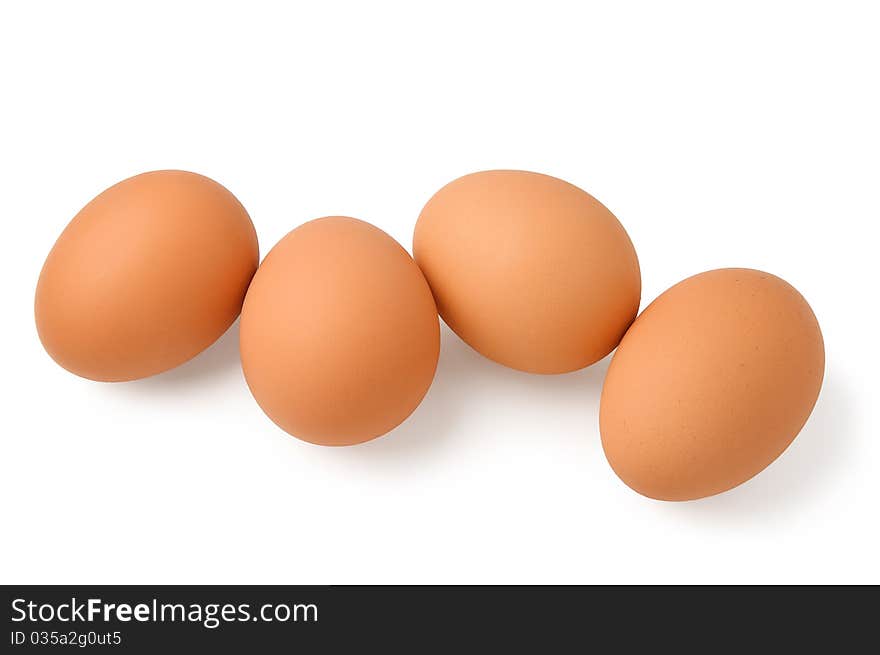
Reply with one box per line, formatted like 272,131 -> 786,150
1,1 -> 876,584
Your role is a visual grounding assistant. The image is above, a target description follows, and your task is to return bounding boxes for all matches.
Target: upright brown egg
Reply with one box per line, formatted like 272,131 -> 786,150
413,170 -> 640,374
35,170 -> 259,381
600,268 -> 825,501
240,217 -> 440,446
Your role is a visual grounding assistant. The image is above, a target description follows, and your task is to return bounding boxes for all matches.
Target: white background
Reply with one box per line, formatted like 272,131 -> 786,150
1,1 -> 877,584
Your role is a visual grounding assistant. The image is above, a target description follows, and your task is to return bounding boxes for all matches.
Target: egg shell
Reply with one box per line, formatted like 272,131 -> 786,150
35,170 -> 259,382
240,217 -> 440,446
413,170 -> 640,374
599,268 -> 825,501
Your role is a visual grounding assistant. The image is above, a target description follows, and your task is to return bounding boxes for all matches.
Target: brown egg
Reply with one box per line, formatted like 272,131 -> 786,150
600,268 -> 825,501
35,170 -> 259,382
240,217 -> 440,446
413,170 -> 640,374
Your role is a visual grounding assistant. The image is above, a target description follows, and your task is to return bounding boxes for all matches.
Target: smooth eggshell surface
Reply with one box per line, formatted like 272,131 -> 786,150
599,268 -> 825,501
240,217 -> 440,446
35,170 -> 259,381
413,170 -> 640,374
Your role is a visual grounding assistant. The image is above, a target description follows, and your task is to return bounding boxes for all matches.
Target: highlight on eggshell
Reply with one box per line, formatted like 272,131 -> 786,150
34,170 -> 259,382
32,167 -> 829,505
413,169 -> 641,375
239,216 -> 441,446
599,268 -> 825,501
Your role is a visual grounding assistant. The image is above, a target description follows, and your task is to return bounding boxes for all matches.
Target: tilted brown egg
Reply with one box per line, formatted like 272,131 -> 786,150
600,268 -> 825,501
35,170 -> 259,381
240,217 -> 440,446
413,170 -> 640,374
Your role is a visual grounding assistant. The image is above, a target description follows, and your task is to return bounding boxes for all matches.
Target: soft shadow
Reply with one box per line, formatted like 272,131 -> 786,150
331,324 -> 472,463
331,323 -> 611,467
664,369 -> 852,524
121,320 -> 244,393
461,342 -> 611,427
